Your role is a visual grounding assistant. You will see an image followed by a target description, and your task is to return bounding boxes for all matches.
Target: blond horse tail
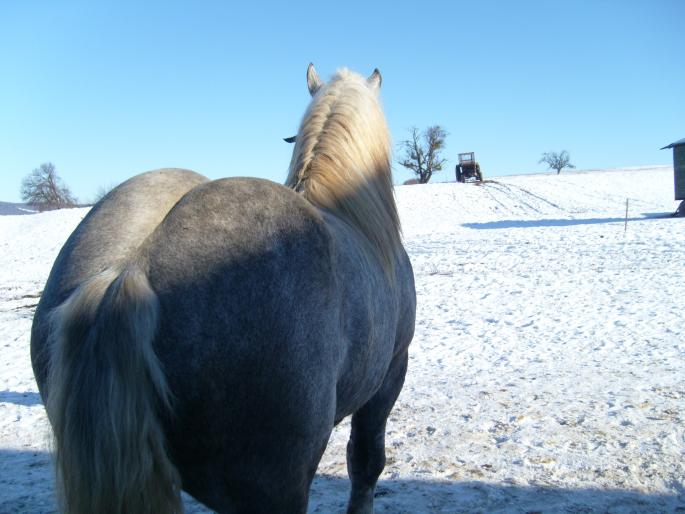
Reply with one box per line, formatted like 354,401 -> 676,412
46,265 -> 182,514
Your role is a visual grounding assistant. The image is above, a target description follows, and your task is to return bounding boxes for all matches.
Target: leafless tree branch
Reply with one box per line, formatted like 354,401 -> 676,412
539,151 -> 575,174
398,125 -> 447,184
20,163 -> 77,211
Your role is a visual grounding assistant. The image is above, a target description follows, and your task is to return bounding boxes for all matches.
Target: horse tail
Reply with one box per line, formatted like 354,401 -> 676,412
46,264 -> 182,514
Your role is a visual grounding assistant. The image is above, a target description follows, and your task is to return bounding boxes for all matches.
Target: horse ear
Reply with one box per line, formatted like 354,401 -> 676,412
307,63 -> 322,96
367,68 -> 382,89
283,136 -> 297,143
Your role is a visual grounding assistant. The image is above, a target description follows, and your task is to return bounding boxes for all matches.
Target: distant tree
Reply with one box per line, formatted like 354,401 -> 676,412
403,178 -> 420,185
398,125 -> 447,184
539,150 -> 575,174
20,163 -> 77,211
92,183 -> 117,204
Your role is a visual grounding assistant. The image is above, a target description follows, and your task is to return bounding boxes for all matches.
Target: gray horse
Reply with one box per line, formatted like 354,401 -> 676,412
31,64 -> 416,514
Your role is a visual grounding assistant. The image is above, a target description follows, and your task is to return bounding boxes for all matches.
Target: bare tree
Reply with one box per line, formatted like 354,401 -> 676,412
20,163 -> 77,211
539,151 -> 575,174
92,183 -> 118,204
398,125 -> 447,184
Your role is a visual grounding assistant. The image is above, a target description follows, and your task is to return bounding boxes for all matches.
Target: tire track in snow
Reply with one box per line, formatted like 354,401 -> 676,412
495,182 -> 567,212
479,181 -> 561,216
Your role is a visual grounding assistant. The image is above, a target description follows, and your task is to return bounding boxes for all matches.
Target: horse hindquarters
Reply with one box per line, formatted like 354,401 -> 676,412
45,265 -> 181,514
137,178 -> 346,513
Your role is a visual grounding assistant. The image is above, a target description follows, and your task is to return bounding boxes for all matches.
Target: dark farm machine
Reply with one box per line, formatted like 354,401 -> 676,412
455,152 -> 483,183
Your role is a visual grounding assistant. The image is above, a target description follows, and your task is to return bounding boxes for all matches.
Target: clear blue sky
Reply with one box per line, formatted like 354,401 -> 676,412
1,0 -> 683,202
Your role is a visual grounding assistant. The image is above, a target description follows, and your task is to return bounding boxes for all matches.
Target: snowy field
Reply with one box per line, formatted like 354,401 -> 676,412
1,166 -> 684,513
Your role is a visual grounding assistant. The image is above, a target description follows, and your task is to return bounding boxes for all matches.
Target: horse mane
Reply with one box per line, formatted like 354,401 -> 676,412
285,68 -> 401,275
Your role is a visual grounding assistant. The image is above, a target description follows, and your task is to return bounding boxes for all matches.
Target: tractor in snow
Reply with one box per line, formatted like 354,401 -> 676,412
455,152 -> 483,183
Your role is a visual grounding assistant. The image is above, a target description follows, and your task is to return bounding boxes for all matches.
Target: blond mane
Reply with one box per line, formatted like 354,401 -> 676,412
285,68 -> 401,275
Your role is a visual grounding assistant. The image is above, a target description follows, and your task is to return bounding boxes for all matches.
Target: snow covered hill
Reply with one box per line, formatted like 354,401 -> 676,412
0,202 -> 37,216
1,166 -> 683,513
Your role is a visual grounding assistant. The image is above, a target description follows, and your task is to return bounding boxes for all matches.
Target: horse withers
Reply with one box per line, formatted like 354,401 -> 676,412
31,64 -> 416,514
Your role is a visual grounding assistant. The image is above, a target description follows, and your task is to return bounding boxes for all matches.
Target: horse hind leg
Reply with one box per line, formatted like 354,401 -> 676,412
183,394 -> 335,514
184,440 -> 326,514
346,351 -> 408,514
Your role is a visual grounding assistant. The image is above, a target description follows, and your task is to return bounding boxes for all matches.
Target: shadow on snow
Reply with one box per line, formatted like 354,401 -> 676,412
462,213 -> 679,230
310,475 -> 685,513
0,390 -> 43,407
1,450 -> 682,513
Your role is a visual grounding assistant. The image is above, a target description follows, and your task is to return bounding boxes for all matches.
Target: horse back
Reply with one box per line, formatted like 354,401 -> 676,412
142,176 -> 341,392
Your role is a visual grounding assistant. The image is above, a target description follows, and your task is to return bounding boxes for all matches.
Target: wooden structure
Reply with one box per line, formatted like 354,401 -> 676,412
455,152 -> 483,182
661,138 -> 685,216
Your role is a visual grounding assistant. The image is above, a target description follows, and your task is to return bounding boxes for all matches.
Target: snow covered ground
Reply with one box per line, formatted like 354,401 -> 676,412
1,166 -> 683,513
